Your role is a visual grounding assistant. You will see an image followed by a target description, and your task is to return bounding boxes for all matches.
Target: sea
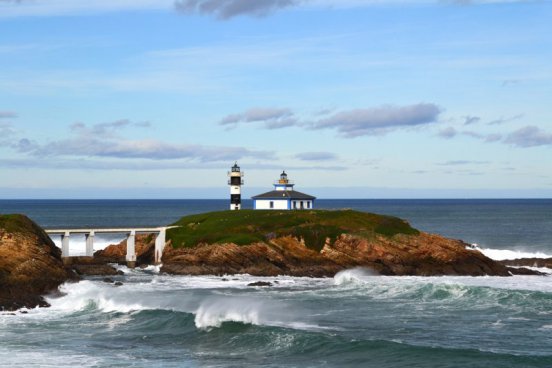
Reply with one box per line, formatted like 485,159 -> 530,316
1,199 -> 551,367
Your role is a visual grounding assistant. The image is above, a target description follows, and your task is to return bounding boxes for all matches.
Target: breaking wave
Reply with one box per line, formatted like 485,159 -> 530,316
333,267 -> 378,286
479,247 -> 552,261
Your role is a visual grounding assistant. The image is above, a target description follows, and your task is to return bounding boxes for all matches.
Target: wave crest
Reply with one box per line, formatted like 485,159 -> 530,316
479,248 -> 552,261
194,297 -> 264,329
334,267 -> 378,286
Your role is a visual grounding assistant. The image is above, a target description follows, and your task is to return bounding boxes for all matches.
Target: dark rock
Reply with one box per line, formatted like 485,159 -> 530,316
71,264 -> 120,276
114,281 -> 123,286
94,234 -> 156,266
499,258 -> 552,269
248,281 -> 273,287
221,278 -> 229,281
103,277 -> 115,283
507,267 -> 546,276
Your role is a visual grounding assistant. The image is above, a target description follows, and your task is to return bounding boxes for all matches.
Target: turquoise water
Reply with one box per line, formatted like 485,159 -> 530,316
1,199 -> 551,367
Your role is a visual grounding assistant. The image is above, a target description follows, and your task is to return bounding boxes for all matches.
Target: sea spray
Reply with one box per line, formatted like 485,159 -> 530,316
47,280 -> 147,314
333,267 -> 378,286
194,296 -> 264,329
479,248 -> 552,261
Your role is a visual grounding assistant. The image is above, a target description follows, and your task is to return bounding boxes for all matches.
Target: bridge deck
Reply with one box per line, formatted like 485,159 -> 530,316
45,226 -> 176,234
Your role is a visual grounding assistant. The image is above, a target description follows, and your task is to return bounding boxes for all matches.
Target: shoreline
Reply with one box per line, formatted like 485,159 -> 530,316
1,209 -> 550,311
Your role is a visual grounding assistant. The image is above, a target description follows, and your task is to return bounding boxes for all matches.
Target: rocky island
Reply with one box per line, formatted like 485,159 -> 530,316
1,209 -> 544,310
98,209 -> 521,277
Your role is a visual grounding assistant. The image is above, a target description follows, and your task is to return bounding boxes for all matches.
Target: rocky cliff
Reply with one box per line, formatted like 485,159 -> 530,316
0,214 -> 76,311
160,232 -> 511,277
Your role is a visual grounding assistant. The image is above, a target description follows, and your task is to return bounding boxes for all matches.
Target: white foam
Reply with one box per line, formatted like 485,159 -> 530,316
192,295 -> 327,332
47,280 -> 146,313
0,348 -> 103,367
479,248 -> 552,261
194,297 -> 263,329
333,267 -> 378,286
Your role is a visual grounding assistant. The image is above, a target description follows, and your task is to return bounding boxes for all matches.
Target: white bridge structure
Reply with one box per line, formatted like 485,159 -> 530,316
45,227 -> 175,267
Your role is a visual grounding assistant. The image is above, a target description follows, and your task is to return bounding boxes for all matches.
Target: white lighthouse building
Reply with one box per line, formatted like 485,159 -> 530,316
228,162 -> 244,210
252,171 -> 315,210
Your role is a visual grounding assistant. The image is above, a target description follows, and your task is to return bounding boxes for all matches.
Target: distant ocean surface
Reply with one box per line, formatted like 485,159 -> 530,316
1,199 -> 552,367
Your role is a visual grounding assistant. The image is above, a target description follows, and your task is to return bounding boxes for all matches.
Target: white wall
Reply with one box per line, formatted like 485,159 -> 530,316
255,199 -> 289,210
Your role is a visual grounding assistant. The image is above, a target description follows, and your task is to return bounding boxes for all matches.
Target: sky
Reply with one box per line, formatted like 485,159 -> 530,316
0,0 -> 551,199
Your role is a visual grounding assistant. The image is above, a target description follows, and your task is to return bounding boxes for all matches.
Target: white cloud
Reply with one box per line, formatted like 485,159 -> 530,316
0,111 -> 17,119
505,126 -> 552,147
4,120 -> 274,162
220,107 -> 297,130
309,103 -> 442,137
0,0 -> 533,18
0,0 -> 172,18
220,103 -> 442,137
174,0 -> 301,19
438,127 -> 457,138
295,151 -> 337,161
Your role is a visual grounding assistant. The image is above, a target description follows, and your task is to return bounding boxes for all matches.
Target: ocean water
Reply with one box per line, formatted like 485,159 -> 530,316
1,199 -> 552,367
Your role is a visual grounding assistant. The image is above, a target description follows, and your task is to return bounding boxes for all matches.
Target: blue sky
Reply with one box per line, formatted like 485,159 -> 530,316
0,0 -> 551,198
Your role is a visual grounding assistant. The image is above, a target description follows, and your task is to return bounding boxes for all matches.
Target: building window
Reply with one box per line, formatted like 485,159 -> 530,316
307,202 -> 310,209
293,201 -> 297,209
300,201 -> 304,209
270,201 -> 274,209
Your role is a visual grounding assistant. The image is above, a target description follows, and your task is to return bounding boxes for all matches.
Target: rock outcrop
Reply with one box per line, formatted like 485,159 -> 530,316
93,234 -> 156,265
499,258 -> 552,269
0,214 -> 76,311
321,233 -> 511,276
159,233 -> 513,277
161,237 -> 341,277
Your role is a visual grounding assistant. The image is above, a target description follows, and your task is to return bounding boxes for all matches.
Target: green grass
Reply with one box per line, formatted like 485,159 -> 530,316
0,214 -> 40,234
167,209 -> 420,251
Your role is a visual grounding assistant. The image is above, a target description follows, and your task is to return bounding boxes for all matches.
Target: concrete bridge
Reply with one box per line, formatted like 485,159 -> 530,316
45,227 -> 175,267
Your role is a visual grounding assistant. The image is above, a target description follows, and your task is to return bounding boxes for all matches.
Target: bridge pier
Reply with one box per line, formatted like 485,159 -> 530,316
154,228 -> 166,265
46,226 -> 175,267
61,231 -> 70,258
126,230 -> 136,268
85,231 -> 95,257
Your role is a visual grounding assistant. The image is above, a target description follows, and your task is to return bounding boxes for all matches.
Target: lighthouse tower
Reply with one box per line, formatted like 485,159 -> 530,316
228,162 -> 244,210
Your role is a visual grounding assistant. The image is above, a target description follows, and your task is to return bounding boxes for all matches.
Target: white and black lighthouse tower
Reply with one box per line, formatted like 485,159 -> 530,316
228,162 -> 244,210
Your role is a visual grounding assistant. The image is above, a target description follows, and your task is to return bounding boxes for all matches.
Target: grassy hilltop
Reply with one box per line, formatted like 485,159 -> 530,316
167,209 -> 420,251
0,214 -> 45,235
